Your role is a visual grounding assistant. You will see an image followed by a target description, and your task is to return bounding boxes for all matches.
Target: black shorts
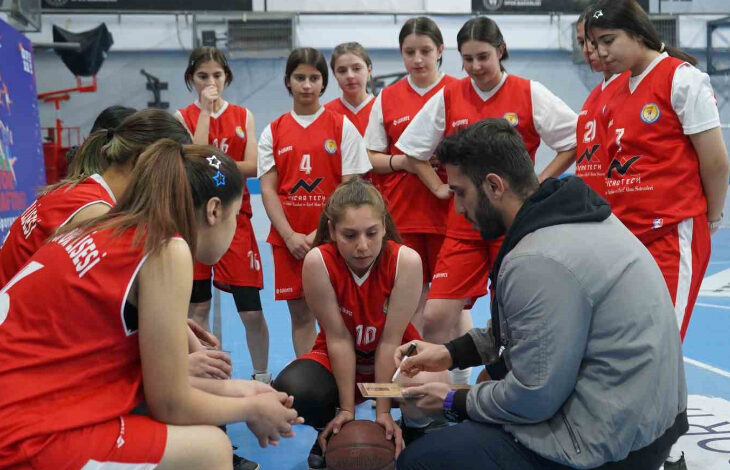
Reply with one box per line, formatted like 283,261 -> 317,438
190,279 -> 262,312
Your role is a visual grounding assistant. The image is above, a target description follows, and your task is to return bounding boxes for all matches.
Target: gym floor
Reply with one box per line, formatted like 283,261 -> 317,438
217,194 -> 730,470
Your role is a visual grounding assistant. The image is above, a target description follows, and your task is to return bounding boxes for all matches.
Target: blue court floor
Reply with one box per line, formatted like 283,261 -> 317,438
216,196 -> 730,469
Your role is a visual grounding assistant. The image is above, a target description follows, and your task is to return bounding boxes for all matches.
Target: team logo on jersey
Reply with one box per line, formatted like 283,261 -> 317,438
640,103 -> 661,124
324,139 -> 338,154
290,177 -> 324,194
503,112 -> 519,127
235,126 -> 245,139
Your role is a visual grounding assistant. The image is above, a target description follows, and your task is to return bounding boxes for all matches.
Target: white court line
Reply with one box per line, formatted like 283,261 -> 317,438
684,357 -> 730,379
695,302 -> 730,311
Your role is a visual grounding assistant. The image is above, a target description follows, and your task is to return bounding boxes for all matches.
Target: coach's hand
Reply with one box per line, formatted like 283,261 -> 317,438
188,349 -> 232,379
319,409 -> 354,452
246,392 -> 303,447
401,382 -> 451,414
285,232 -> 311,260
394,341 -> 453,377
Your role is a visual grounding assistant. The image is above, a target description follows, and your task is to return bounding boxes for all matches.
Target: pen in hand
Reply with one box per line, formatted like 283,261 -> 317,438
392,343 -> 417,382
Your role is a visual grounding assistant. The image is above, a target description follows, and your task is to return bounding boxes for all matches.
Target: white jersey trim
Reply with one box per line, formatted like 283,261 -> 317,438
469,72 -> 508,102
120,252 -> 151,337
90,173 -> 117,204
407,73 -> 446,96
194,99 -> 229,119
675,217 -> 693,332
314,247 -> 331,282
341,116 -> 373,176
257,124 -> 274,178
81,459 -> 157,470
289,106 -> 326,129
363,93 -> 388,152
394,245 -> 403,282
339,94 -> 374,114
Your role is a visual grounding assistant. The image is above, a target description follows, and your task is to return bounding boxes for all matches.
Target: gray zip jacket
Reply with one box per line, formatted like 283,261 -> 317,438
465,215 -> 687,468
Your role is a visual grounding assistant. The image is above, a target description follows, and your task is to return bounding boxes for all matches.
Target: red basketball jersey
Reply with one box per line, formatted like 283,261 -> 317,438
575,74 -> 628,197
603,57 -> 706,239
0,226 -> 154,464
0,174 -> 115,287
267,109 -> 346,246
442,75 -> 541,240
178,102 -> 253,218
310,241 -> 420,373
374,75 -> 457,235
325,96 -> 375,136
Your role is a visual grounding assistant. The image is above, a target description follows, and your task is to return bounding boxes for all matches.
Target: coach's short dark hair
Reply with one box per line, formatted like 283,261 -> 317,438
436,118 -> 538,198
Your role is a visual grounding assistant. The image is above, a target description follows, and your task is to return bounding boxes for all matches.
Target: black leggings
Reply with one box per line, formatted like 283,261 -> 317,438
273,359 -> 339,429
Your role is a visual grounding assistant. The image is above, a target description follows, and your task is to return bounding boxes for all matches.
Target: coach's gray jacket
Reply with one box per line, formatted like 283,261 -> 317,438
447,177 -> 688,468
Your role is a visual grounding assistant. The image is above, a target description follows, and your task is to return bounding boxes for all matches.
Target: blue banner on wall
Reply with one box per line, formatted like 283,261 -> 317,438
0,18 -> 45,242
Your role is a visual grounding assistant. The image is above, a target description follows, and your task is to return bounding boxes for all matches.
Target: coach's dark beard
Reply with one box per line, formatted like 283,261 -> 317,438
475,187 -> 506,240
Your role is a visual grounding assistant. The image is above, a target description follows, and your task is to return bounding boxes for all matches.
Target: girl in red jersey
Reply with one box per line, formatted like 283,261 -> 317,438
363,17 -> 457,330
273,178 -> 449,470
258,48 -> 371,357
586,0 -> 729,341
396,17 -> 578,383
176,47 -> 271,385
325,42 -> 375,136
575,10 -> 629,197
0,141 -> 302,470
0,108 -> 191,287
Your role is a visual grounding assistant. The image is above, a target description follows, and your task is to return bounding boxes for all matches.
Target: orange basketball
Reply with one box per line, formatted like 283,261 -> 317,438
325,420 -> 396,470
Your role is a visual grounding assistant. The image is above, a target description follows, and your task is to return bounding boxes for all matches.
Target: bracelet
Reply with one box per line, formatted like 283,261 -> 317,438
709,212 -> 724,231
389,154 -> 396,172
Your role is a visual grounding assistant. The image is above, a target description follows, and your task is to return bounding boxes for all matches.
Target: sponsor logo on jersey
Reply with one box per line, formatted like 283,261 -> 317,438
577,144 -> 600,165
290,177 -> 324,194
640,103 -> 661,124
451,118 -> 469,129
278,145 -> 293,155
276,287 -> 294,295
503,112 -> 519,127
235,125 -> 245,139
393,115 -> 410,126
324,139 -> 338,155
432,272 -> 448,279
341,306 -> 354,317
606,155 -> 641,179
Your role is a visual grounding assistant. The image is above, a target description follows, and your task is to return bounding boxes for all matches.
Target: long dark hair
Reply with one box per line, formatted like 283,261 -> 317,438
398,16 -> 444,68
45,108 -> 191,194
60,140 -> 243,256
184,46 -> 234,91
457,17 -> 509,72
585,0 -> 697,66
284,47 -> 329,96
313,177 -> 401,247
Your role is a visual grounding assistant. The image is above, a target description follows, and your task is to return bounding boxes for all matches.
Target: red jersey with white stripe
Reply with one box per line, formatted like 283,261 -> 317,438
374,75 -> 456,234
178,102 -> 253,217
325,96 -> 375,136
310,241 -> 420,373
0,226 -> 153,464
575,74 -> 628,197
603,57 -> 706,239
267,109 -> 345,246
443,75 -> 540,240
0,174 -> 115,287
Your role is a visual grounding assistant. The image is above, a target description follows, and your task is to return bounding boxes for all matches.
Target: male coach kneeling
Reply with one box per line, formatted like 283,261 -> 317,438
395,119 -> 688,470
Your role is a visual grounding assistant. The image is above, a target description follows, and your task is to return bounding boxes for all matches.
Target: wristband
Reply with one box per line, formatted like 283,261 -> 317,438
709,212 -> 723,231
443,389 -> 456,410
389,154 -> 396,172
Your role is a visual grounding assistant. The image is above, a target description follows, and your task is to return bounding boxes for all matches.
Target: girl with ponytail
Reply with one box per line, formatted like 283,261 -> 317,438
0,141 -> 302,469
274,178 -> 448,470
586,0 -> 729,342
0,108 -> 191,287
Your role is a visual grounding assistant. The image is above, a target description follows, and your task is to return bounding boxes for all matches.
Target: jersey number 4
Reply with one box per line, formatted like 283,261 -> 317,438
0,261 -> 44,326
299,154 -> 312,175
